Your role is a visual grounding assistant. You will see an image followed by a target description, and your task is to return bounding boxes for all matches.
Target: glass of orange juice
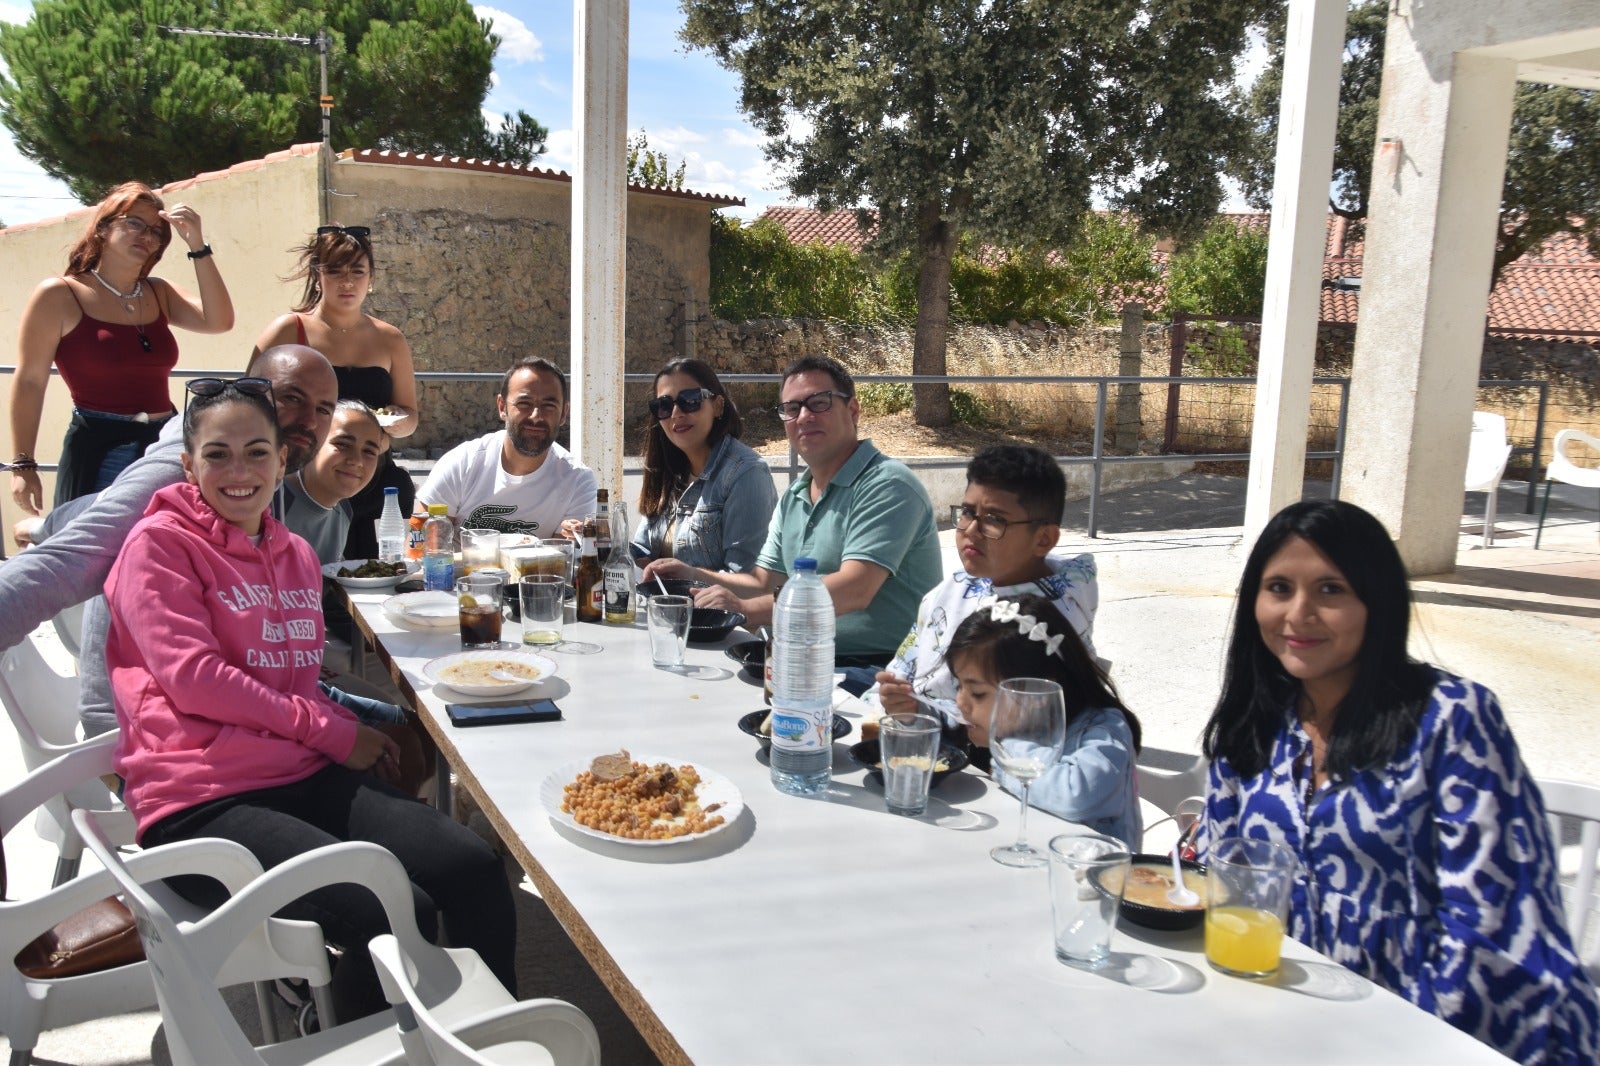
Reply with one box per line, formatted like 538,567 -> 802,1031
1204,837 -> 1297,979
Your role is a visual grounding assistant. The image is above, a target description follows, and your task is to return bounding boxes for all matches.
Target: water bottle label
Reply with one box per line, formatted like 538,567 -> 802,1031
423,555 -> 455,591
770,699 -> 830,754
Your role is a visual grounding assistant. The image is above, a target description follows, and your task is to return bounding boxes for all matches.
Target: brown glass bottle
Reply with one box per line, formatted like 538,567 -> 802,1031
574,535 -> 604,623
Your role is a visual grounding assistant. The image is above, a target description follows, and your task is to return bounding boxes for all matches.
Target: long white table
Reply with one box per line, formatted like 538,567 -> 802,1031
347,593 -> 1511,1065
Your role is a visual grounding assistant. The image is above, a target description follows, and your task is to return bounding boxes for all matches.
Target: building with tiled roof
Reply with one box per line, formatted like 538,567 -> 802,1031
757,205 -> 1600,338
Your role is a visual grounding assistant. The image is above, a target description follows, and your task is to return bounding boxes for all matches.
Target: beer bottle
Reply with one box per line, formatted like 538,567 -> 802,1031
575,534 -> 604,623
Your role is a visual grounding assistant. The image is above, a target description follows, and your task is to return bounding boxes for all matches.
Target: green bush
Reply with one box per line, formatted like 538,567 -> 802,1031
709,214 -> 895,323
1166,219 -> 1271,317
949,387 -> 988,427
856,382 -> 914,415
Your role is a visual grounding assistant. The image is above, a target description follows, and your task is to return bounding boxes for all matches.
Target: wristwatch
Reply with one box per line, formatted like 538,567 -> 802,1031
187,244 -> 214,260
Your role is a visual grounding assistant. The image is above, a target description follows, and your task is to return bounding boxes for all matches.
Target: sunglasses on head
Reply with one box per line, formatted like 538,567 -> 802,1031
183,376 -> 275,414
316,225 -> 371,240
648,388 -> 716,420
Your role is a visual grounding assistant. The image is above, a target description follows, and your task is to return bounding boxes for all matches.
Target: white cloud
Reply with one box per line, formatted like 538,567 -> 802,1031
543,129 -> 576,170
0,3 -> 30,26
476,5 -> 543,64
637,125 -> 709,154
722,127 -> 764,149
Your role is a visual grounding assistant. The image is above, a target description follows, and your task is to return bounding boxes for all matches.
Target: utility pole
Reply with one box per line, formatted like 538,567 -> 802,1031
158,25 -> 333,218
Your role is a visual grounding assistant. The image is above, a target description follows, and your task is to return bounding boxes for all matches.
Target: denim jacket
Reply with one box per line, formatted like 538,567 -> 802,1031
632,435 -> 778,573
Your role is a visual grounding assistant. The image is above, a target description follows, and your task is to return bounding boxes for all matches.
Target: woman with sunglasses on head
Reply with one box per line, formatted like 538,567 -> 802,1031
9,182 -> 233,514
631,358 -> 777,572
1202,499 -> 1597,1065
104,376 -> 515,1021
253,224 -> 419,559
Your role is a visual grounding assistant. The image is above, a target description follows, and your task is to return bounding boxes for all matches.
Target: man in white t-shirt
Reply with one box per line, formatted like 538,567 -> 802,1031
417,357 -> 598,537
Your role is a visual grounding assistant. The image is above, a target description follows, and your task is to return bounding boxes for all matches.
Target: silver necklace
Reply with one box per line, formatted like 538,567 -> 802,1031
89,268 -> 143,310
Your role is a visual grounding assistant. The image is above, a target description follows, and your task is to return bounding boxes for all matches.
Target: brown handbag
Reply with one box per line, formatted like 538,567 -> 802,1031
4,836 -> 146,979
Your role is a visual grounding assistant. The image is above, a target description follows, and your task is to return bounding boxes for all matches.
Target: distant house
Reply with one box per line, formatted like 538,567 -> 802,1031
757,206 -> 1600,339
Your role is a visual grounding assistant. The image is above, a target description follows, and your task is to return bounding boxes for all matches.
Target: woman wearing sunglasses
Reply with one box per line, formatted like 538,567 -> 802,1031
9,181 -> 233,515
632,358 -> 777,572
252,224 -> 419,559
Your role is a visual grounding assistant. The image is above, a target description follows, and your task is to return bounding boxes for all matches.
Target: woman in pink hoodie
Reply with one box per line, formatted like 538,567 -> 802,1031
104,377 -> 514,1021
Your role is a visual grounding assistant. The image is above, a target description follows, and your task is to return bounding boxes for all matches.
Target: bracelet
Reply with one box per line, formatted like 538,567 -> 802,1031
187,244 -> 214,260
7,457 -> 38,471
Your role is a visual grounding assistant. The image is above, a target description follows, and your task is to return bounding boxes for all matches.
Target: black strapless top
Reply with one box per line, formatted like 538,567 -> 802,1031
334,364 -> 393,409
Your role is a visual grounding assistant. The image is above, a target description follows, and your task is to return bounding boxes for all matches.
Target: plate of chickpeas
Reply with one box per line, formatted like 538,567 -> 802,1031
542,752 -> 744,846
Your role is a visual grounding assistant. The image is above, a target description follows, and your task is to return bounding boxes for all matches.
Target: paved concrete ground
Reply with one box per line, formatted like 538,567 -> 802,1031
3,475 -> 1595,1064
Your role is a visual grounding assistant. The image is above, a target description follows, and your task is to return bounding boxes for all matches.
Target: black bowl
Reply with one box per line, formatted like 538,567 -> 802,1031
1092,854 -> 1208,931
636,578 -> 705,601
687,608 -> 747,644
725,639 -> 766,681
738,709 -> 850,754
847,738 -> 970,789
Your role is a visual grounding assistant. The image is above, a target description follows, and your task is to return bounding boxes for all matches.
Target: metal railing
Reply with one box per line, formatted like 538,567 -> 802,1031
2,366 -> 1551,541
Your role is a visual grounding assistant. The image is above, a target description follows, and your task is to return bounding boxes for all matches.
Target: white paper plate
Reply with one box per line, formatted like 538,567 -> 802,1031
323,559 -> 417,589
541,757 -> 743,847
422,649 -> 557,696
375,411 -> 405,428
382,591 -> 460,629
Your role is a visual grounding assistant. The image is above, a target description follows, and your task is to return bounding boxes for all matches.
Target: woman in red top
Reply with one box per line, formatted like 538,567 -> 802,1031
8,182 -> 234,513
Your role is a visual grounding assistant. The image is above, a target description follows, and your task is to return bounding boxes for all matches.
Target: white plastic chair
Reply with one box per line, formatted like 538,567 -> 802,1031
1463,411 -> 1512,547
1535,428 -> 1600,549
0,633 -> 129,886
49,601 -> 86,664
370,935 -> 599,1065
1539,777 -> 1600,981
1136,753 -> 1208,855
1,743 -> 333,1066
74,809 -> 541,1066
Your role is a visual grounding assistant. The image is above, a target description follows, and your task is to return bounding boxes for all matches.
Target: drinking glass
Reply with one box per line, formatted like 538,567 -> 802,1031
647,595 -> 693,667
1048,833 -> 1132,969
460,528 -> 500,576
456,575 -> 506,649
988,678 -> 1068,868
1205,837 -> 1297,979
519,575 -> 566,646
879,712 -> 941,816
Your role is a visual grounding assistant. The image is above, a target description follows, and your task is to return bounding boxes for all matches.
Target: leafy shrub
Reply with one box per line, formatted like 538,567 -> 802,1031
949,388 -> 988,427
709,214 -> 894,323
1166,219 -> 1270,317
856,382 -> 914,416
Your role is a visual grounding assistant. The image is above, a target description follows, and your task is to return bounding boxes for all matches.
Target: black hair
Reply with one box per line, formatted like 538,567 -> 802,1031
1201,499 -> 1434,779
182,389 -> 281,452
638,359 -> 745,518
944,594 -> 1140,751
966,444 -> 1066,523
780,354 -> 855,397
500,356 -> 569,405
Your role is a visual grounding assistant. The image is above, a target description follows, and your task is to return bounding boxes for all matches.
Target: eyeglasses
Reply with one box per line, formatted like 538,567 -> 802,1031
317,225 -> 371,240
775,389 -> 851,421
184,376 -> 276,414
951,504 -> 1049,541
114,215 -> 168,238
648,388 -> 715,420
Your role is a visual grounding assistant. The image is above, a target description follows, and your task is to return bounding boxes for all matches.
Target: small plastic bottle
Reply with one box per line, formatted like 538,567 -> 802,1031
406,515 -> 425,561
422,504 -> 455,591
375,486 -> 405,563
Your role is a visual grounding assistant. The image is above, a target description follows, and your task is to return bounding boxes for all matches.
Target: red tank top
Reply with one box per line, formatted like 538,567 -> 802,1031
54,280 -> 180,415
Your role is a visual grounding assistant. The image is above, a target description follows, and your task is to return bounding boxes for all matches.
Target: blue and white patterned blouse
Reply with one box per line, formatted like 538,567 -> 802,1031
1206,671 -> 1598,1066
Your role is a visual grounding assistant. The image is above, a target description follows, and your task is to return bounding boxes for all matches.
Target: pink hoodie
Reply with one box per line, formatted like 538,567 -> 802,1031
105,482 -> 360,839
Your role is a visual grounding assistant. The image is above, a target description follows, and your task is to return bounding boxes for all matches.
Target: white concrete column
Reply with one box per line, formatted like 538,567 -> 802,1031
1342,44 -> 1518,574
1243,0 -> 1347,545
570,0 -> 628,494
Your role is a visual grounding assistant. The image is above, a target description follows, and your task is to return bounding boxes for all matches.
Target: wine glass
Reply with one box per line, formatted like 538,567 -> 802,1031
988,678 -> 1068,868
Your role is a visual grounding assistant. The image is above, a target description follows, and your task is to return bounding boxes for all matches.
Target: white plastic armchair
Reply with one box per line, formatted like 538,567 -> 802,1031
1539,777 -> 1600,980
73,811 -> 531,1066
1135,753 -> 1208,855
369,935 -> 599,1065
0,632 -> 131,886
1535,428 -> 1600,549
1,743 -> 332,1066
1463,411 -> 1512,547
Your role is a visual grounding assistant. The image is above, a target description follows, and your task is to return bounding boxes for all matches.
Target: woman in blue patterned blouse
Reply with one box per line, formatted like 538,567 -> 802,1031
1201,499 -> 1597,1065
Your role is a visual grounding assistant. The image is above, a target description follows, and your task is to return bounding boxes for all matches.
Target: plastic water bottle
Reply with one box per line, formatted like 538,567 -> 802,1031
422,504 -> 455,591
770,558 -> 835,795
375,486 -> 405,563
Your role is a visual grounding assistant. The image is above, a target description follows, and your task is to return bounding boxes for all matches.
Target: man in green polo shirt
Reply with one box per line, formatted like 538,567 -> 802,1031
643,355 -> 942,665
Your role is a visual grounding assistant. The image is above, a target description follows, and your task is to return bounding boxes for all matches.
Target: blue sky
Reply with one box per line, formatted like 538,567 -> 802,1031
0,0 -> 783,226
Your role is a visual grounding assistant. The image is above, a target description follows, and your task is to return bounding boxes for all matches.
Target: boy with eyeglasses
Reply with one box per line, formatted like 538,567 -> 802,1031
872,444 -> 1098,724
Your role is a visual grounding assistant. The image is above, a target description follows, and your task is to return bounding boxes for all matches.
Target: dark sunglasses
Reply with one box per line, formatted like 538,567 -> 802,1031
183,376 -> 276,413
648,388 -> 715,420
316,225 -> 371,239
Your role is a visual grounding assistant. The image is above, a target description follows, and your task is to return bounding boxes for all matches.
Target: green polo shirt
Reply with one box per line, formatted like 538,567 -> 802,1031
756,440 -> 942,661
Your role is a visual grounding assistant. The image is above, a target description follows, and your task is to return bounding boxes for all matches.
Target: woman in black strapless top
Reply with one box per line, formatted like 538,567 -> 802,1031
253,226 -> 419,558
